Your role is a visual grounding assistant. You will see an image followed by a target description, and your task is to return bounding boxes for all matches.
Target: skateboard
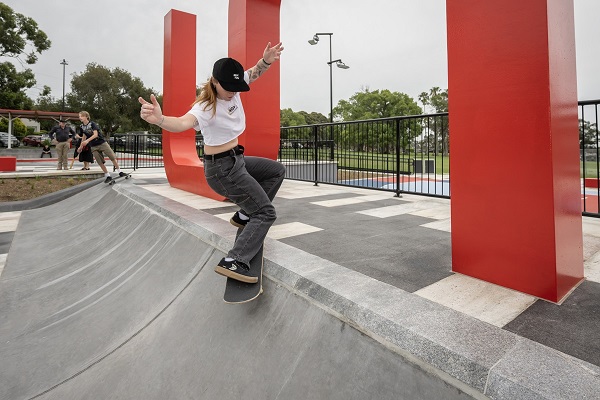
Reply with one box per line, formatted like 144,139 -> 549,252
223,227 -> 264,304
108,172 -> 132,185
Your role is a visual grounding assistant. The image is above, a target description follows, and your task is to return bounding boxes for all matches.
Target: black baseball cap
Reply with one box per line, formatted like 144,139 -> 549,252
212,58 -> 250,92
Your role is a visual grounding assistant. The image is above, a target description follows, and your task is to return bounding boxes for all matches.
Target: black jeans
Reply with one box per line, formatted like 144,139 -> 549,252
204,155 -> 286,264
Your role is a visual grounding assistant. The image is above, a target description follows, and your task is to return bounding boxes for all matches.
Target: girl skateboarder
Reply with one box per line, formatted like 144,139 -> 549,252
139,42 -> 286,284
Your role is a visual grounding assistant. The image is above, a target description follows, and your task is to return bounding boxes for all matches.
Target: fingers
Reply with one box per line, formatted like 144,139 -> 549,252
139,94 -> 162,125
263,42 -> 284,63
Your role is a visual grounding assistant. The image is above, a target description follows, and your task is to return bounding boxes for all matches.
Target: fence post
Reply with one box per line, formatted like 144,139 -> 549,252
395,118 -> 402,197
134,135 -> 139,170
313,125 -> 319,186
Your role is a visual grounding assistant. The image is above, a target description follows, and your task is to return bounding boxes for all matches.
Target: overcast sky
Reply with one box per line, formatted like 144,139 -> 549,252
4,0 -> 600,116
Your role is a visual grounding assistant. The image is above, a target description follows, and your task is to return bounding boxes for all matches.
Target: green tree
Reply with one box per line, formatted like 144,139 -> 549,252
34,85 -> 61,111
300,111 -> 328,125
419,87 -> 449,155
0,62 -> 34,109
332,88 -> 422,153
280,108 -> 307,127
0,116 -> 27,137
418,86 -> 448,113
67,63 -> 159,135
333,88 -> 421,121
580,119 -> 597,149
280,109 -> 328,127
0,3 -> 51,109
32,85 -> 67,131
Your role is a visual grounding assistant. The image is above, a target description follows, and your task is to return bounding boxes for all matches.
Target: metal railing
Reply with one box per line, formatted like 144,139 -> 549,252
580,99 -> 600,217
279,113 -> 450,198
110,134 -> 164,170
114,101 -> 600,217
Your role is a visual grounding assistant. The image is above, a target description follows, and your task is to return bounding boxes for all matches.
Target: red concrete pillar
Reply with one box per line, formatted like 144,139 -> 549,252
447,0 -> 584,302
228,0 -> 282,159
163,10 -> 224,200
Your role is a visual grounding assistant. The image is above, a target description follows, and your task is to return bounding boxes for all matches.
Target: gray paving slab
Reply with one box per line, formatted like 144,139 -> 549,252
504,280 -> 600,366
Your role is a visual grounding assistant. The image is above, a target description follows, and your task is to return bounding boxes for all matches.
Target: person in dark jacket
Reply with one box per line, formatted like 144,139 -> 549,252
48,118 -> 75,170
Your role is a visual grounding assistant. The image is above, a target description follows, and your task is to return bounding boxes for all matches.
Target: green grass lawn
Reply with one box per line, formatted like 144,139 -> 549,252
581,162 -> 600,179
279,148 -> 450,174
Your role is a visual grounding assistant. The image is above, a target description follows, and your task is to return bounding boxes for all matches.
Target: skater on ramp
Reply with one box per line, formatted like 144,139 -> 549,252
139,42 -> 286,289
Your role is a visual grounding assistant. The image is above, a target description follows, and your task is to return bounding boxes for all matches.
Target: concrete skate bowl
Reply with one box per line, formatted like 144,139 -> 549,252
0,184 -> 473,400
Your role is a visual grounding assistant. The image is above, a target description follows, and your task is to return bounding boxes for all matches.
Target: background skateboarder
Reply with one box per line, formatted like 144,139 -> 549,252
77,111 -> 126,183
139,42 -> 286,284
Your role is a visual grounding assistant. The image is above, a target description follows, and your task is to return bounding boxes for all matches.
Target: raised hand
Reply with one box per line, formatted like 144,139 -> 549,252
138,94 -> 163,125
263,42 -> 284,64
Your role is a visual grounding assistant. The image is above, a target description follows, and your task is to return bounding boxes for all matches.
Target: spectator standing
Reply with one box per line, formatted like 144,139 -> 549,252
49,118 -> 75,170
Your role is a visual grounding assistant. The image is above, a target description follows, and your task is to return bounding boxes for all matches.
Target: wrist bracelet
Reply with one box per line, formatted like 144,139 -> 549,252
158,116 -> 165,127
262,58 -> 271,66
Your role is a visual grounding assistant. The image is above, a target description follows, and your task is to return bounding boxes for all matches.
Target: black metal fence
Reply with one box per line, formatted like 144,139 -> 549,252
279,113 -> 450,198
115,100 -> 600,217
580,99 -> 600,217
110,134 -> 163,170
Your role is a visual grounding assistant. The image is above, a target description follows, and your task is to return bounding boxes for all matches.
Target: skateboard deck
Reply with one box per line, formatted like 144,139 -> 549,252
223,227 -> 264,304
108,172 -> 132,185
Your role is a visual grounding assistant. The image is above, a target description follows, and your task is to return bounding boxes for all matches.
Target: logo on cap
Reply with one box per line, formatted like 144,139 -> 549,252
212,58 -> 250,92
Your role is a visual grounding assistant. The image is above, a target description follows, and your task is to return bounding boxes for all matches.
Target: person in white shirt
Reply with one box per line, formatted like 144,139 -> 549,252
139,42 -> 285,284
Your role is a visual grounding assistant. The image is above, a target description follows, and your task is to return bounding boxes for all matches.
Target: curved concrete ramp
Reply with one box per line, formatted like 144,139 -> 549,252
0,185 -> 472,399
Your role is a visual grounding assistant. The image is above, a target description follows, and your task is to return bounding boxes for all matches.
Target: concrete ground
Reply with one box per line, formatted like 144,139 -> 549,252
0,165 -> 599,399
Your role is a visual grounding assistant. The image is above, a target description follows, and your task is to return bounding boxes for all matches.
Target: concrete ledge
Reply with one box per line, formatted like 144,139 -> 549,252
114,183 -> 600,399
0,148 -> 63,159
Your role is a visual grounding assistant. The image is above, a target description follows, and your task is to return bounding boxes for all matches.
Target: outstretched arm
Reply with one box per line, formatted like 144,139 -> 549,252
247,42 -> 284,84
138,94 -> 197,132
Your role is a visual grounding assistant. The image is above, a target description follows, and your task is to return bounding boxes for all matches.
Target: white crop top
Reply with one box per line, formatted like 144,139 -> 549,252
186,71 -> 249,146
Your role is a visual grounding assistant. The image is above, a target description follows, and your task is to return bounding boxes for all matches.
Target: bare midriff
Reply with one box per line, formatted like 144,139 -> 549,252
203,137 -> 239,155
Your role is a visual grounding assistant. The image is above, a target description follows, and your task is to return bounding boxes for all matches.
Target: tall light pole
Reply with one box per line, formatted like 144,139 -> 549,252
60,59 -> 68,111
309,33 -> 349,159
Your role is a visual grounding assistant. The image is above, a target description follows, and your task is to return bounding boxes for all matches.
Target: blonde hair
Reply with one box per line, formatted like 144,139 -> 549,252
192,78 -> 218,116
79,111 -> 90,119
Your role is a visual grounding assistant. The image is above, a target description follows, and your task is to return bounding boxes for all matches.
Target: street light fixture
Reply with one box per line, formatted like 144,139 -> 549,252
309,33 -> 349,159
60,59 -> 68,111
308,33 -> 351,123
328,59 -> 350,70
308,34 -> 321,45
